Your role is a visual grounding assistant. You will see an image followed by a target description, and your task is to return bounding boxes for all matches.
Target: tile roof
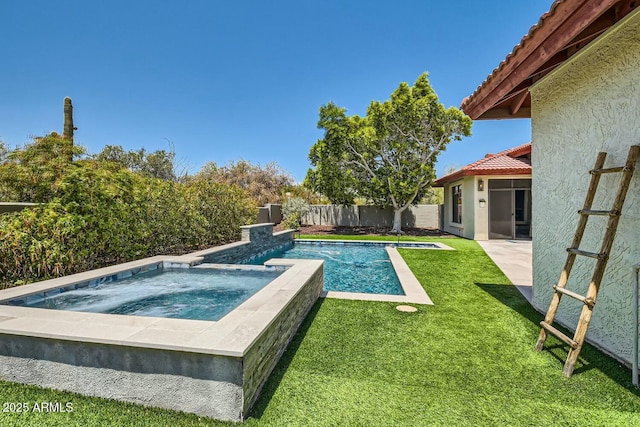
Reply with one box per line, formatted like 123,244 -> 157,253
434,142 -> 531,186
460,0 -> 571,113
461,0 -> 636,120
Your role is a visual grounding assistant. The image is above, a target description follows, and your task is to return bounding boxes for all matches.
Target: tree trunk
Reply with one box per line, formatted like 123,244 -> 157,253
391,206 -> 405,234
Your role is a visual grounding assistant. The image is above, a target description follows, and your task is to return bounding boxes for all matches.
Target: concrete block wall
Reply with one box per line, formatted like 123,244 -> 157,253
256,204 -> 283,224
301,204 -> 441,229
257,207 -> 270,223
267,204 -> 282,224
303,205 -> 359,226
0,202 -> 38,215
358,206 -> 393,227
405,204 -> 442,229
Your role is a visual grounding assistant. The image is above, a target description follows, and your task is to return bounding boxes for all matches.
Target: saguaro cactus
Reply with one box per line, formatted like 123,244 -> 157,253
61,97 -> 76,162
63,97 -> 74,142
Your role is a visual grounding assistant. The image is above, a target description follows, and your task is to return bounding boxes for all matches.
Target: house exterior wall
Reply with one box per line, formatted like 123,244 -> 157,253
529,8 -> 640,365
441,175 -> 531,240
442,177 -> 475,239
474,176 -> 489,240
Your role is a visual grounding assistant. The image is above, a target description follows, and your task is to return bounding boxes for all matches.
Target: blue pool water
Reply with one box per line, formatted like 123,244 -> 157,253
249,242 -> 405,295
14,268 -> 282,321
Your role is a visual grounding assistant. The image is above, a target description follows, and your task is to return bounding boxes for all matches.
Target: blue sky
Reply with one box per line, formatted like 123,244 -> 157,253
1,1 -> 551,182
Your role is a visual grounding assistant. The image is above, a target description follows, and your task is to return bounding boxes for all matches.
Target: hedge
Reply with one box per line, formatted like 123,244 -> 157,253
0,161 -> 257,289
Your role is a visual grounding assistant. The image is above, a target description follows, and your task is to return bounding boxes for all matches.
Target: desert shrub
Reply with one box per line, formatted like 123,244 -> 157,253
132,176 -> 206,256
90,144 -> 181,181
282,197 -> 310,220
281,197 -> 310,229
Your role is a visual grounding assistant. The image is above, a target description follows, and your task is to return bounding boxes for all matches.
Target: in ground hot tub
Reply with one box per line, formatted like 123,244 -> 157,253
0,254 -> 323,422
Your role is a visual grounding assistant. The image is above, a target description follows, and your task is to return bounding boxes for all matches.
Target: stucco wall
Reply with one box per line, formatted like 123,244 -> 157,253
530,9 -> 640,365
0,337 -> 244,421
441,177 -> 475,239
441,175 -> 530,240
474,176 -> 489,240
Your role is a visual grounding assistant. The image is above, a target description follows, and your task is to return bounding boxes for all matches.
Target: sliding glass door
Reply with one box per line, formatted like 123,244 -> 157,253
488,179 -> 532,240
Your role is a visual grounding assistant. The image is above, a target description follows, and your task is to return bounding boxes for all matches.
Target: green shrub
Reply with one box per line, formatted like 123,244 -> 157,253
186,178 -> 257,244
0,158 -> 257,289
0,201 -> 85,285
281,211 -> 301,230
0,134 -> 83,202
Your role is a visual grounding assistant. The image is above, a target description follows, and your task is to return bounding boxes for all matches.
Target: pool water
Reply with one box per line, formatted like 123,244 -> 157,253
249,242 -> 404,295
18,268 -> 282,321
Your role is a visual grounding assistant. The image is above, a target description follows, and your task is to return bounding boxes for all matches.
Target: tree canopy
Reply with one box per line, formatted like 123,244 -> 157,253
305,72 -> 472,232
91,144 -> 180,181
194,159 -> 293,206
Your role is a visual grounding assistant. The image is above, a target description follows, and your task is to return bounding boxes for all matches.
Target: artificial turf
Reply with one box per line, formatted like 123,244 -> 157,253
1,237 -> 639,426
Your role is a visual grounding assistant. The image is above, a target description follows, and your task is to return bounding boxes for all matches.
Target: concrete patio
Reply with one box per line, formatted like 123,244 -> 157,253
477,240 -> 532,303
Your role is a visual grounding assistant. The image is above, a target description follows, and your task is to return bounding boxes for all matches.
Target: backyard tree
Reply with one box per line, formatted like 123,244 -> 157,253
305,73 -> 472,233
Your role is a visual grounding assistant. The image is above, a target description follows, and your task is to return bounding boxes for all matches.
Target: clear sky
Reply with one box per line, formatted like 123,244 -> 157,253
0,1 -> 552,182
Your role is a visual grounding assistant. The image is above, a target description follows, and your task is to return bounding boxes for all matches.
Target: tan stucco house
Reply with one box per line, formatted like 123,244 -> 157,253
461,0 -> 640,369
435,143 -> 531,240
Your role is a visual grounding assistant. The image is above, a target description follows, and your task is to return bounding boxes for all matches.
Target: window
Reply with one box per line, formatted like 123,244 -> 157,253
452,184 -> 462,223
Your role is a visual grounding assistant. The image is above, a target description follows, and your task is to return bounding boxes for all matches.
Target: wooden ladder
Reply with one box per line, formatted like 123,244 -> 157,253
535,145 -> 640,377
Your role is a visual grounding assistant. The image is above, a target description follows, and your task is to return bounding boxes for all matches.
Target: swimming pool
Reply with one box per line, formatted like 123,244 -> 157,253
6,267 -> 283,321
250,241 -> 403,294
247,239 -> 447,300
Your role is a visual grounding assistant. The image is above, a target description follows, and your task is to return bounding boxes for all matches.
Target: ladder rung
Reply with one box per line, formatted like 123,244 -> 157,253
566,248 -> 606,260
553,286 -> 595,307
540,321 -> 578,349
578,209 -> 620,216
537,146 -> 639,377
590,166 -> 625,174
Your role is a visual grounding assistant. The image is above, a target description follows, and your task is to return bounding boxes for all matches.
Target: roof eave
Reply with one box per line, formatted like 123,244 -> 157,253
461,0 -> 628,120
434,168 -> 531,186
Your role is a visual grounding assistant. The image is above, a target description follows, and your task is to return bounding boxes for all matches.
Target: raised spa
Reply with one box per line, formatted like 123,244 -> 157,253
0,225 -> 322,422
5,266 -> 284,321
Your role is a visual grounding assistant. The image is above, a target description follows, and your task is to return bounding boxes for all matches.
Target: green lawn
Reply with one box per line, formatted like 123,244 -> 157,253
1,237 -> 639,426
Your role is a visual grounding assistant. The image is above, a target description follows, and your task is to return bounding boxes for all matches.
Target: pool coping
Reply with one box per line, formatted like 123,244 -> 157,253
0,255 -> 323,358
294,239 -> 445,305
